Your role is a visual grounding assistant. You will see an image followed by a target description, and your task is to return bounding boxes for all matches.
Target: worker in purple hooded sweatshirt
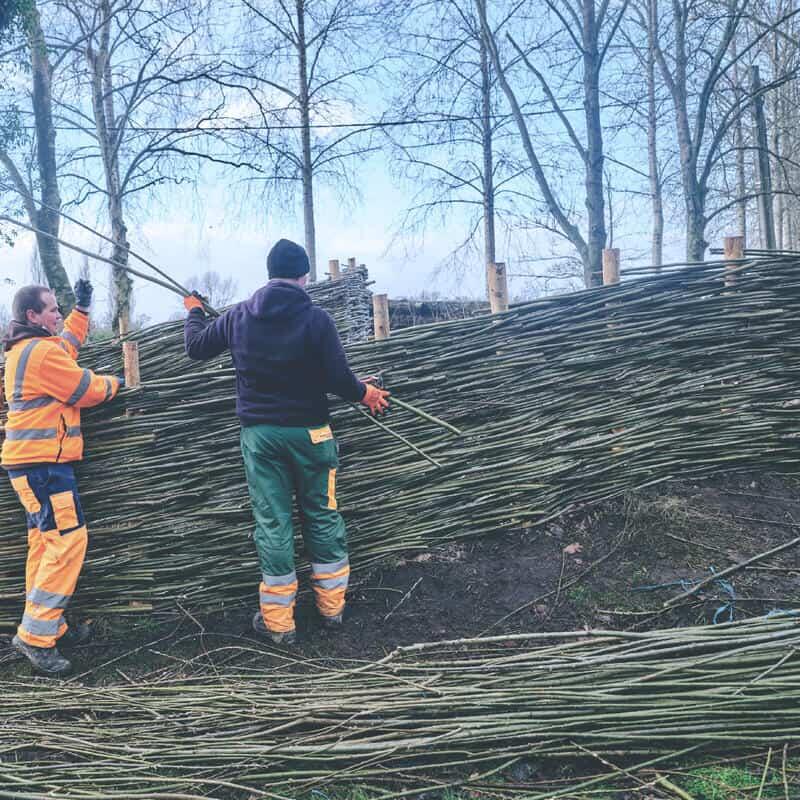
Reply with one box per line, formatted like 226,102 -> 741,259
183,239 -> 389,644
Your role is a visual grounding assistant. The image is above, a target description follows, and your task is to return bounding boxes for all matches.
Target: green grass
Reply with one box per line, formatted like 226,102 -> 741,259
683,763 -> 790,799
684,766 -> 757,799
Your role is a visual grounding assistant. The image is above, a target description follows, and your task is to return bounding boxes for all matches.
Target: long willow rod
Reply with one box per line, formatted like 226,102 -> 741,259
390,395 -> 462,436
353,403 -> 442,468
0,214 -> 220,317
0,181 -> 192,300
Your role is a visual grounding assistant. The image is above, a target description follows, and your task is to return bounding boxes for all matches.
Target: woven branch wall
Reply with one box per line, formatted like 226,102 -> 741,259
0,257 -> 798,624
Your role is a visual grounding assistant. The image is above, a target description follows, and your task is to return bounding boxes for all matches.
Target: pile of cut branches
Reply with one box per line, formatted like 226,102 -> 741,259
1,614 -> 798,797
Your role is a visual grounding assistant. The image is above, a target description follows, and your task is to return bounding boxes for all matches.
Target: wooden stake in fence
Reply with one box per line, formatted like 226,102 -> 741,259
118,317 -> 141,389
603,249 -> 624,448
328,259 -> 341,280
487,262 -> 509,314
724,235 -> 745,288
347,257 -> 357,271
122,341 -> 141,389
373,293 -> 390,340
602,248 -> 620,286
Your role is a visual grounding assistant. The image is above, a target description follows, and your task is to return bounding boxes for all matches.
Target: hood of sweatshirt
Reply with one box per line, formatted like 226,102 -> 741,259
3,320 -> 52,353
244,280 -> 311,322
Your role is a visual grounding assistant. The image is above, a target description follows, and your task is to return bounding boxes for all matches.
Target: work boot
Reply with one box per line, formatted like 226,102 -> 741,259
320,612 -> 343,629
252,612 -> 296,646
59,621 -> 93,647
12,635 -> 72,676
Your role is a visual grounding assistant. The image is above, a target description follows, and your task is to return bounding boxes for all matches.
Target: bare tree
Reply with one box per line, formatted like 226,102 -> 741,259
476,0 -> 629,287
53,0 -> 226,332
227,0 -> 386,281
184,270 -> 238,308
755,0 -> 800,249
619,0 -> 670,267
0,1 -> 74,309
385,0 -> 525,279
650,0 -> 795,260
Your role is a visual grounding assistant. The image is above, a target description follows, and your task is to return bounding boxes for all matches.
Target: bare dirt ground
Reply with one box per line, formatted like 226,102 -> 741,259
2,470 -> 798,681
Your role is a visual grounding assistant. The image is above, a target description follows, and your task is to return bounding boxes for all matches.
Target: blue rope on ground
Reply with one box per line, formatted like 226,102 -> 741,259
632,566 -> 736,623
765,608 -> 800,618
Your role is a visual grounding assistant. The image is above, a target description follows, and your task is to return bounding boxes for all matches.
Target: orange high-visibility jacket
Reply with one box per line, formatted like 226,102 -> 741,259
1,310 -> 121,467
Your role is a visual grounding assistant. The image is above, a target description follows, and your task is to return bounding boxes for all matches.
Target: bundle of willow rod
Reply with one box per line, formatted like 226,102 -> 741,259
0,614 -> 798,798
1,255 -> 800,623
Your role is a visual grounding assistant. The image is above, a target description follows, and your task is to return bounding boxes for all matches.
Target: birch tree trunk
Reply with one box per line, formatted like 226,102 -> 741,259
297,0 -> 317,282
646,0 -> 663,267
582,0 -> 606,286
26,2 -> 74,309
88,0 -> 132,332
479,29 -> 496,270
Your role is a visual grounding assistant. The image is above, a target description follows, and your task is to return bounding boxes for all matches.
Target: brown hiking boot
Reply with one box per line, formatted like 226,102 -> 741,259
12,635 -> 71,676
252,612 -> 296,645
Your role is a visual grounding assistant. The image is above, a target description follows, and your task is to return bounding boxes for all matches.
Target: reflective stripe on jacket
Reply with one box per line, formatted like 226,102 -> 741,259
1,311 -> 121,467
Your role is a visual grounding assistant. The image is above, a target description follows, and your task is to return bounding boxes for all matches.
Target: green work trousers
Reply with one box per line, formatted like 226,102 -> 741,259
240,423 -> 348,580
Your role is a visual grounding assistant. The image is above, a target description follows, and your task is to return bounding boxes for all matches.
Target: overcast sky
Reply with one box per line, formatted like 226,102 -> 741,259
0,161 -> 498,326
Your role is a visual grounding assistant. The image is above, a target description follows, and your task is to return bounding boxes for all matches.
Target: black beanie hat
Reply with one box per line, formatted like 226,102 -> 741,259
267,238 -> 310,279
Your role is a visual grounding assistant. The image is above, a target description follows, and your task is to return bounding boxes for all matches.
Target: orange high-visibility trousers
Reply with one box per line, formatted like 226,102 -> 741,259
8,464 -> 88,648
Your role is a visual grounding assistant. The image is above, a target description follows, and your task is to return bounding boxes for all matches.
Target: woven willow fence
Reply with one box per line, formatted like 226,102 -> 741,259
0,256 -> 799,624
1,614 -> 799,797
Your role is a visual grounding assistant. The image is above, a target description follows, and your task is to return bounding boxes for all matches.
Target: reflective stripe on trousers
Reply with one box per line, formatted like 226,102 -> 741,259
311,558 -> 349,618
17,525 -> 87,648
258,571 -> 298,633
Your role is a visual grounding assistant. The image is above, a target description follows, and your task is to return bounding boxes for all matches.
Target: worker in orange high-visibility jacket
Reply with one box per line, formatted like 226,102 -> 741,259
2,281 -> 121,676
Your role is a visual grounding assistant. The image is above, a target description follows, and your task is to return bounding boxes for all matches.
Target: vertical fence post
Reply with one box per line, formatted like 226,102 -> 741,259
373,293 -> 390,340
602,248 -> 620,286
602,248 -> 624,447
724,235 -> 745,288
122,341 -> 141,388
328,259 -> 341,280
119,317 -> 140,389
487,262 -> 509,314
347,257 -> 357,271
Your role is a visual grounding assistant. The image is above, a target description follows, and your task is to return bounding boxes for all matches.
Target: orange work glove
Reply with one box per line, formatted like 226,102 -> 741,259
183,292 -> 205,312
361,382 -> 390,415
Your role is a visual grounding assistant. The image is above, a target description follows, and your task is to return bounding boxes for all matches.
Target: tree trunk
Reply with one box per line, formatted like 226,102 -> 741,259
582,0 -> 606,287
751,65 -> 775,250
297,0 -> 317,282
646,0 -> 663,269
479,29 -> 496,271
731,34 -> 747,240
771,38 -> 783,250
685,199 -> 707,262
475,0 -> 589,277
27,2 -> 74,310
109,198 -> 131,333
89,0 -> 132,333
654,0 -> 708,262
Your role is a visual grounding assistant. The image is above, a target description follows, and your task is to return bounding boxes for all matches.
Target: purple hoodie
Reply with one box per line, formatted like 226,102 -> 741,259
184,280 -> 366,427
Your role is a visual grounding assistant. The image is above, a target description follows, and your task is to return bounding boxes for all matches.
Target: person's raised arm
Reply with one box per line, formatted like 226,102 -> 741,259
183,293 -> 230,361
38,346 -> 121,408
